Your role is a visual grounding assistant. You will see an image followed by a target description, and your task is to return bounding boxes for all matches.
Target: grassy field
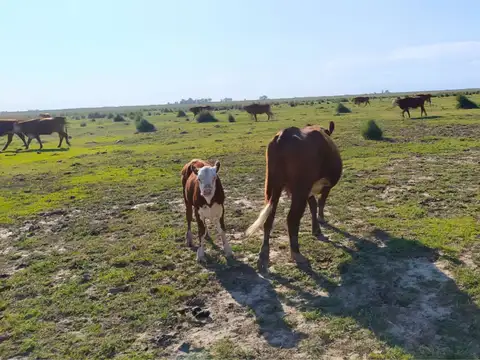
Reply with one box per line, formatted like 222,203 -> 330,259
1,96 -> 479,359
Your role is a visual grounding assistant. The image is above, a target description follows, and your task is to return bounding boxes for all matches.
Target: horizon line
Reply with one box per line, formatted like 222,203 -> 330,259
2,86 -> 479,114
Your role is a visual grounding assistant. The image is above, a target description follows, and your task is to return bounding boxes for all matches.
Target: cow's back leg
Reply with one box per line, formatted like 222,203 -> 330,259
33,135 -> 43,149
308,196 -> 321,236
195,209 -> 207,262
258,185 -> 282,272
287,187 -> 310,265
216,206 -> 232,258
17,133 -> 28,148
254,113 -> 258,122
58,133 -> 64,148
317,187 -> 331,223
1,134 -> 14,151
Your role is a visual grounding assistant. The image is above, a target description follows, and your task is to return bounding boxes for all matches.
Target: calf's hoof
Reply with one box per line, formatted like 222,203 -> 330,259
196,247 -> 206,263
291,252 -> 309,265
185,231 -> 193,247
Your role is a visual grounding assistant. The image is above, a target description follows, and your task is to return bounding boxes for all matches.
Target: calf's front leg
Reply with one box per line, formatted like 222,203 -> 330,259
195,209 -> 207,262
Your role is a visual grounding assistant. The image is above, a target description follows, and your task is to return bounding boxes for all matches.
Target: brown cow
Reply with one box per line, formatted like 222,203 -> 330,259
190,106 -> 213,117
392,96 -> 427,118
245,121 -> 342,272
14,116 -> 71,150
243,103 -> 274,121
352,96 -> 370,106
0,119 -> 28,151
181,159 -> 232,262
415,93 -> 432,105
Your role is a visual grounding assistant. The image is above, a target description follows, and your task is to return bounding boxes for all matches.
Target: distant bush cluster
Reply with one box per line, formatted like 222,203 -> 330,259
362,120 -> 383,140
228,114 -> 235,122
196,111 -> 218,123
177,110 -> 187,117
113,114 -> 126,122
135,114 -> 156,133
336,103 -> 351,114
456,95 -> 478,109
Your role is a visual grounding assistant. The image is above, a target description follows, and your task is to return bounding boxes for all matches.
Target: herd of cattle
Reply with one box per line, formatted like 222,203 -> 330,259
182,121 -> 340,271
0,114 -> 70,151
0,94 -> 434,152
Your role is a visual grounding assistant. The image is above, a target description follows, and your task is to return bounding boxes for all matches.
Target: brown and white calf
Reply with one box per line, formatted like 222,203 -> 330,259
181,159 -> 232,262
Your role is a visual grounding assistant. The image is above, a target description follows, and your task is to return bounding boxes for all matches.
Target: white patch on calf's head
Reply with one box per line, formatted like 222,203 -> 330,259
196,166 -> 218,203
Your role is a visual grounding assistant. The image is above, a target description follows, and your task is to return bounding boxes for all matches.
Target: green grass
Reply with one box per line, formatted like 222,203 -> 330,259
1,95 -> 480,359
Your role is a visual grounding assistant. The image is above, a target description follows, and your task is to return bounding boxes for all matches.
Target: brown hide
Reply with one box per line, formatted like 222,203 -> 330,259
246,121 -> 342,272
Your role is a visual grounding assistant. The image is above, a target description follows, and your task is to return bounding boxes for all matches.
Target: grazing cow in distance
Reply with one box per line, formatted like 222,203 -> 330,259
181,159 -> 233,262
0,119 -> 28,151
243,103 -> 274,122
190,106 -> 213,117
245,121 -> 342,272
415,93 -> 433,105
352,96 -> 370,106
13,116 -> 71,150
392,96 -> 427,118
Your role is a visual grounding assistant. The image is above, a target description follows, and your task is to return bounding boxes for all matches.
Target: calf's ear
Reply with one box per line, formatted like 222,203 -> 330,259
215,160 -> 220,173
190,164 -> 199,175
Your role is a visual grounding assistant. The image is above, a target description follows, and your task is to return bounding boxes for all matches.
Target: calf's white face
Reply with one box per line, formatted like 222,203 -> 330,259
192,161 -> 221,204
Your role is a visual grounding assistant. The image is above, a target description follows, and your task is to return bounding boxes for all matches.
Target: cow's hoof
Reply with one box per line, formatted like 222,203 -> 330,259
185,231 -> 193,247
196,247 -> 206,263
257,253 -> 269,273
317,216 -> 327,225
224,246 -> 233,259
291,252 -> 308,265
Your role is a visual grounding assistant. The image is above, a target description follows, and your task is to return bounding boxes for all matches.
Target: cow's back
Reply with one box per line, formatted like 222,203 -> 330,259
275,126 -> 342,187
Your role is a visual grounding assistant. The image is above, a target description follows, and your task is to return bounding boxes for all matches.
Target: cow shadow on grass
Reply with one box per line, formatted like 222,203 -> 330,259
202,252 -> 308,349
271,224 -> 480,358
1,148 -> 69,154
410,115 -> 443,120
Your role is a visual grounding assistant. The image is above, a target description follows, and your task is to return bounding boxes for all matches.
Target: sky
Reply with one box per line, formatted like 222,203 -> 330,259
1,0 -> 480,111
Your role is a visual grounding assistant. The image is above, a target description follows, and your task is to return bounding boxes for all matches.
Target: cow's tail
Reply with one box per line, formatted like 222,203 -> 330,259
245,137 -> 279,237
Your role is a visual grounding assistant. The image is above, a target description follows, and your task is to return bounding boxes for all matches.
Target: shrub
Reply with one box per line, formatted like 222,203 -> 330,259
228,114 -> 235,122
336,103 -> 351,114
135,115 -> 156,133
289,101 -> 297,107
361,120 -> 383,140
107,113 -> 114,119
177,110 -> 187,117
113,114 -> 125,122
456,94 -> 478,109
80,122 -> 87,127
196,110 -> 218,123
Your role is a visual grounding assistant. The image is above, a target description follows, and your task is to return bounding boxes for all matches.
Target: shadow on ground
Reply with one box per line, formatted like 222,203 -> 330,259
274,224 -> 480,358
206,224 -> 480,358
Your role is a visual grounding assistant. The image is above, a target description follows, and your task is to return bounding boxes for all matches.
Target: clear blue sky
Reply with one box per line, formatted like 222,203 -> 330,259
1,0 -> 480,111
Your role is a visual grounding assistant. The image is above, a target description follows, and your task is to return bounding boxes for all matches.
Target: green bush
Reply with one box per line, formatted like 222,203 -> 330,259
336,103 -> 351,114
196,110 -> 218,123
228,114 -> 235,122
113,114 -> 125,122
135,115 -> 156,133
80,122 -> 87,127
361,120 -> 383,140
177,110 -> 187,117
456,94 -> 478,109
